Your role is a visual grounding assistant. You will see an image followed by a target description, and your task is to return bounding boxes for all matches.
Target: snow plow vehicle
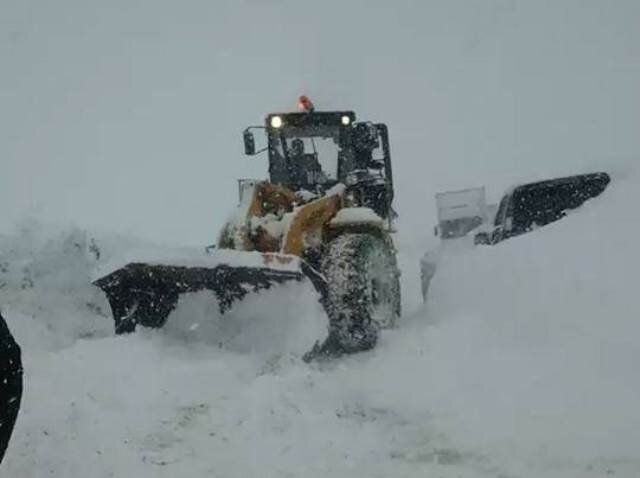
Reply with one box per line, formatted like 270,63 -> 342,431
94,99 -> 401,358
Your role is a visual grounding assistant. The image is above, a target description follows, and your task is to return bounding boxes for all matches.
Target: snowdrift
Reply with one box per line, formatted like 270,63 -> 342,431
2,169 -> 639,477
419,169 -> 640,474
0,222 -> 112,351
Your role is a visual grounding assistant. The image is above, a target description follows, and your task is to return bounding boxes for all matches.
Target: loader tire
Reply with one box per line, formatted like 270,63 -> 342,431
319,233 -> 401,355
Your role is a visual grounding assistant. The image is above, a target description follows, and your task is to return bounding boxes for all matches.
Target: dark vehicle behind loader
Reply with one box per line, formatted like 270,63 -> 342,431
475,172 -> 610,245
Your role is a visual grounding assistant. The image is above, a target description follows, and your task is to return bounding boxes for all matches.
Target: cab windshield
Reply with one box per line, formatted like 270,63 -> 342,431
270,125 -> 342,189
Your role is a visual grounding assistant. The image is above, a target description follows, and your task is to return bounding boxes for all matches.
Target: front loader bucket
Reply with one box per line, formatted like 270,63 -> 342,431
94,256 -> 326,335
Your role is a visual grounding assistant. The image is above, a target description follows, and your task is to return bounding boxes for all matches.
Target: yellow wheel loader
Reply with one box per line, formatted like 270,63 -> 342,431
94,106 -> 401,359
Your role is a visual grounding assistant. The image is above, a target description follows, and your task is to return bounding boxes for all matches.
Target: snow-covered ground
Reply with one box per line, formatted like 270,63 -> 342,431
0,167 -> 638,477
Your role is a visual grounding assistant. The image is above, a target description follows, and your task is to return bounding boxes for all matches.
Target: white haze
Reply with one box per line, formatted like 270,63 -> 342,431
2,2 -> 640,476
2,0 -> 639,245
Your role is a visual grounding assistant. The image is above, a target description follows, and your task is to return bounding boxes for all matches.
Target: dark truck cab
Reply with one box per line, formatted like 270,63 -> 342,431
475,172 -> 611,245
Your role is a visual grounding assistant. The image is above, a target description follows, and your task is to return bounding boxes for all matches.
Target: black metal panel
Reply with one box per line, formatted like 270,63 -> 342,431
94,263 -> 309,334
502,172 -> 611,241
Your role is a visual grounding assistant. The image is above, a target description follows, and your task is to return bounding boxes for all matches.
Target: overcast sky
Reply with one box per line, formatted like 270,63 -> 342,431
2,0 -> 639,245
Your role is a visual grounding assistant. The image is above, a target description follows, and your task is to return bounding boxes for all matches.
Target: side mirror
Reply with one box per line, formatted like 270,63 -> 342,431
434,226 -> 439,237
243,130 -> 256,155
474,232 -> 490,245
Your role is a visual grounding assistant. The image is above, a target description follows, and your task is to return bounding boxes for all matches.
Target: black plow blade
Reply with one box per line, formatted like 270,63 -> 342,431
93,263 -> 305,334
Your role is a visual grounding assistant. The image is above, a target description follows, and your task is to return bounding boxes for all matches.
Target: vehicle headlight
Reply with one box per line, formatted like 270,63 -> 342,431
341,115 -> 351,126
270,116 -> 283,128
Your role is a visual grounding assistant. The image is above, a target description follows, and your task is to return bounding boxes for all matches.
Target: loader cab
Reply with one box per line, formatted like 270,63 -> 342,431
243,110 -> 395,218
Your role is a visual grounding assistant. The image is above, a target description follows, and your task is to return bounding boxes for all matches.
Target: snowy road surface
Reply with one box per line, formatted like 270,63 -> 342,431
1,169 -> 639,478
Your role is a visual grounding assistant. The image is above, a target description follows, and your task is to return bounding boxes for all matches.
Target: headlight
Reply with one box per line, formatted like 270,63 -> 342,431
270,116 -> 283,128
341,115 -> 351,126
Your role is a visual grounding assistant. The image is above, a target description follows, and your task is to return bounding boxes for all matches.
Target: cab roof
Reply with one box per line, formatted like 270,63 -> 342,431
265,111 -> 356,129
